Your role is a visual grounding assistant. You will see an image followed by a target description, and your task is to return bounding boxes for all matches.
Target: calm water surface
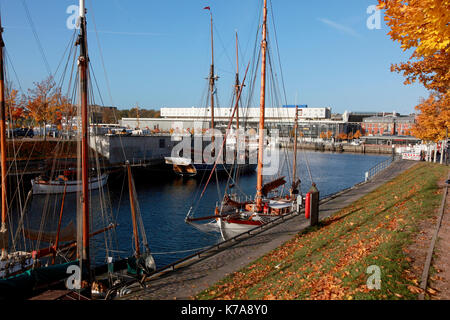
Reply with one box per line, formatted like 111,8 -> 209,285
19,151 -> 388,268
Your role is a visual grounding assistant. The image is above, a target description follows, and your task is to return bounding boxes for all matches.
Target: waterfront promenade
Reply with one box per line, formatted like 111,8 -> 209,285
121,159 -> 416,300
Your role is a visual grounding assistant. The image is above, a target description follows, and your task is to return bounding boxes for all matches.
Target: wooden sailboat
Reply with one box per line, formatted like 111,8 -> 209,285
67,0 -> 155,297
185,0 -> 303,240
30,170 -> 108,195
0,1 -> 154,299
0,13 -> 34,279
218,0 -> 301,239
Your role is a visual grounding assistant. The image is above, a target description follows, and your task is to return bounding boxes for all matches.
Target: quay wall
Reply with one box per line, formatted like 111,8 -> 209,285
286,143 -> 394,154
91,134 -> 177,164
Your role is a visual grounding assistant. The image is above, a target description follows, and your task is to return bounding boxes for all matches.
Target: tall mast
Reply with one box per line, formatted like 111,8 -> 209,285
207,9 -> 217,150
233,32 -> 241,183
0,14 -> 8,260
235,32 -> 240,131
255,0 -> 268,212
127,163 -> 140,258
78,0 -> 91,280
291,106 -> 299,197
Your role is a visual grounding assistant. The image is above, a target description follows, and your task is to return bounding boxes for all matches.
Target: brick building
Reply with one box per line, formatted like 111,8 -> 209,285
361,115 -> 415,136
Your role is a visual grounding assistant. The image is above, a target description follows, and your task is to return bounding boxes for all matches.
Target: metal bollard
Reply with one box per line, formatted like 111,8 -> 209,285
308,183 -> 320,227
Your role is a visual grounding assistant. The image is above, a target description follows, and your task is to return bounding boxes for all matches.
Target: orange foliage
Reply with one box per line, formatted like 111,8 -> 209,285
5,89 -> 25,127
378,0 -> 449,142
337,132 -> 348,141
23,77 -> 75,134
412,94 -> 449,142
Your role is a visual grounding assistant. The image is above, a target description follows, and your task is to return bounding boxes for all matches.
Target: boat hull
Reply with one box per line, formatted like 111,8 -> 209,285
218,217 -> 263,240
165,156 -> 257,177
31,173 -> 109,195
0,251 -> 34,279
218,200 -> 298,240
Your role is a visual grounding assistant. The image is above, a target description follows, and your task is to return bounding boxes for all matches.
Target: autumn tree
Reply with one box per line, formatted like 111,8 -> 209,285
347,132 -> 354,141
326,130 -> 333,140
378,0 -> 449,142
102,108 -> 120,124
411,93 -> 449,141
26,77 -> 62,139
354,130 -> 362,139
337,132 -> 348,141
5,88 -> 26,128
319,132 -> 326,140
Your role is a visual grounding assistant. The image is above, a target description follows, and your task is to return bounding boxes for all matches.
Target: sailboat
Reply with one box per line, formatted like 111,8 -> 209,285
165,7 -> 256,177
0,13 -> 34,280
186,0 -> 303,240
0,1 -> 155,299
217,0 -> 304,239
31,169 -> 108,195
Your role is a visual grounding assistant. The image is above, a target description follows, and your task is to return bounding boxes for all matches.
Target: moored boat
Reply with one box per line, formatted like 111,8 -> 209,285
31,172 -> 108,195
186,1 -> 309,240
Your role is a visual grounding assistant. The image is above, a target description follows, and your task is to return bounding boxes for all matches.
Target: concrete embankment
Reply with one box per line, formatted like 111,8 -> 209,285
120,160 -> 416,300
291,143 -> 394,154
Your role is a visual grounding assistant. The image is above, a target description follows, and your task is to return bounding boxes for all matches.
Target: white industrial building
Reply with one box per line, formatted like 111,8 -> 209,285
159,106 -> 331,122
118,106 -> 357,139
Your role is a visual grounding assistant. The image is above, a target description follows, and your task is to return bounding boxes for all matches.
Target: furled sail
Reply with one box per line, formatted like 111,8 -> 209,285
262,177 -> 286,197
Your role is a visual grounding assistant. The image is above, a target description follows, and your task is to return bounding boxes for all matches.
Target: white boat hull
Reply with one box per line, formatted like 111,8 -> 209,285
0,251 -> 34,278
218,202 -> 298,240
31,173 -> 109,195
218,216 -> 263,240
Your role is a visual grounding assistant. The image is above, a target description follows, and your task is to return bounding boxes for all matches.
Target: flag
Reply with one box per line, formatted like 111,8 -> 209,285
204,6 -> 210,10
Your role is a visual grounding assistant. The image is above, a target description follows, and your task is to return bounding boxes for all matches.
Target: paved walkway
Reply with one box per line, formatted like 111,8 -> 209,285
121,160 -> 417,300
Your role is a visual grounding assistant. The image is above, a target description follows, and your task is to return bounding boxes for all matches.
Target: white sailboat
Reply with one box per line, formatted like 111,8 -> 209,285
217,0 -> 306,238
186,0 -> 305,240
31,172 -> 108,195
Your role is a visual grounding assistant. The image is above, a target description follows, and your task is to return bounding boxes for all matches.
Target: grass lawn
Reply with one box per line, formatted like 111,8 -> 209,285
196,162 -> 448,300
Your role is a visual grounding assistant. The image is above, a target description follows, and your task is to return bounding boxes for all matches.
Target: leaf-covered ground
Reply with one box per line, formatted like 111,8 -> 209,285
196,162 -> 448,300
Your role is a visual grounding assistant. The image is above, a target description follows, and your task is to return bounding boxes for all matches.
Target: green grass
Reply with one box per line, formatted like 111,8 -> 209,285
196,162 -> 448,300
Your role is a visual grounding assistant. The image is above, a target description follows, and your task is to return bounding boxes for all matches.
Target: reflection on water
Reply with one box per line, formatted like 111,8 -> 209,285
11,151 -> 388,268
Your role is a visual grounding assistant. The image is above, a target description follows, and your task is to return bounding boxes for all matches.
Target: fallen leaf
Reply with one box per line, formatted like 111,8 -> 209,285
407,285 -> 423,294
427,288 -> 438,295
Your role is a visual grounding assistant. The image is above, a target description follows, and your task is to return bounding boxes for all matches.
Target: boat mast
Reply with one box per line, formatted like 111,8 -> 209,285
78,0 -> 91,280
232,32 -> 241,184
255,0 -> 268,212
127,163 -> 140,258
235,32 -> 240,131
291,105 -> 299,197
207,9 -> 217,150
0,14 -> 8,260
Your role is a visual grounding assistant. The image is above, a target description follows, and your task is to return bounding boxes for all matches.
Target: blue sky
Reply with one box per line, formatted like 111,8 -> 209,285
1,0 -> 429,114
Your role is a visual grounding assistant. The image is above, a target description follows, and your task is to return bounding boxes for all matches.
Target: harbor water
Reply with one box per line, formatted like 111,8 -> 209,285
17,151 -> 389,269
